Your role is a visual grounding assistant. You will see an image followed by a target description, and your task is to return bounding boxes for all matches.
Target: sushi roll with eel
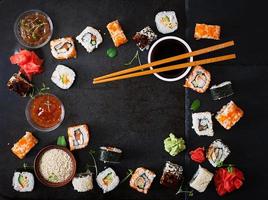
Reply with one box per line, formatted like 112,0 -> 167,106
7,73 -> 33,97
184,66 -> 211,93
210,81 -> 234,100
207,139 -> 231,167
98,146 -> 122,164
216,101 -> 244,130
12,171 -> 34,192
132,26 -> 157,51
68,124 -> 90,151
96,168 -> 119,193
76,26 -> 103,53
160,161 -> 183,188
130,167 -> 156,194
189,165 -> 213,192
50,37 -> 77,60
72,171 -> 93,192
155,11 -> 178,34
51,65 -> 76,89
192,112 -> 214,136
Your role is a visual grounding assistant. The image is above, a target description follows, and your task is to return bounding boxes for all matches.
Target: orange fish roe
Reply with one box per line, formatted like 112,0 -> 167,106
194,23 -> 221,40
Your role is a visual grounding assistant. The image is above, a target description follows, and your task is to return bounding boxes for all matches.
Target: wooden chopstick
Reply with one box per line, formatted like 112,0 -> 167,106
93,54 -> 236,84
94,40 -> 234,81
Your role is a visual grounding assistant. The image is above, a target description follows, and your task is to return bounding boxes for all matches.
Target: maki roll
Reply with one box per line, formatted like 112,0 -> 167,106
50,37 -> 77,60
194,23 -> 221,40
96,168 -> 119,193
189,165 -> 213,193
129,167 -> 156,194
7,73 -> 33,97
160,161 -> 183,188
51,65 -> 76,89
72,171 -> 93,192
210,81 -> 234,100
216,101 -> 244,130
98,146 -> 122,164
68,124 -> 90,151
192,112 -> 214,136
76,26 -> 103,53
155,11 -> 178,34
12,171 -> 34,192
184,65 -> 211,93
106,20 -> 128,47
132,26 -> 157,51
207,139 -> 231,167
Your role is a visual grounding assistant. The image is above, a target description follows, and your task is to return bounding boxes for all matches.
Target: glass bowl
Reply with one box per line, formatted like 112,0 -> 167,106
14,9 -> 53,49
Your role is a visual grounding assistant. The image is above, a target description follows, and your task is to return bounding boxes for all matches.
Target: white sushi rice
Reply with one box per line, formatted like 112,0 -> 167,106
189,165 -> 213,193
51,65 -> 76,89
72,174 -> 93,192
155,11 -> 178,34
12,172 -> 34,192
76,26 -> 103,53
192,112 -> 214,136
96,168 -> 119,193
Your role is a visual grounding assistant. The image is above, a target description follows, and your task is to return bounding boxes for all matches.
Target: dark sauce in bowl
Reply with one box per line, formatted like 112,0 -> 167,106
150,39 -> 190,79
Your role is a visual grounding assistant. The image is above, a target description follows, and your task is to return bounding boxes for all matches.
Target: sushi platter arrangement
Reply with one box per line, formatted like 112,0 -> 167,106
1,0 -> 257,199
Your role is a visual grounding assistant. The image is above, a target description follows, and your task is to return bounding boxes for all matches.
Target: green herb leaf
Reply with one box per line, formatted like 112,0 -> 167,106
120,169 -> 133,184
29,83 -> 50,98
124,51 -> 139,66
22,162 -> 33,170
106,47 -> 117,58
190,99 -> 201,111
88,150 -> 98,175
57,136 -> 67,147
176,182 -> 194,197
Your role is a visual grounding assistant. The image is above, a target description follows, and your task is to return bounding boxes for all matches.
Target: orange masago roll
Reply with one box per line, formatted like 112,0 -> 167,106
107,20 -> 128,47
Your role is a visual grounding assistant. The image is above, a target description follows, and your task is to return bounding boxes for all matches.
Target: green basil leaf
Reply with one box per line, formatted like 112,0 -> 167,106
191,99 -> 201,111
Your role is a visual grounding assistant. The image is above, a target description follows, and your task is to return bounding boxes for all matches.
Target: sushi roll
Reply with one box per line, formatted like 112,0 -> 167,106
98,146 -> 122,164
7,73 -> 33,97
51,65 -> 76,89
160,161 -> 183,188
11,132 -> 38,159
68,124 -> 90,151
12,171 -> 34,192
106,20 -> 128,47
194,23 -> 221,40
216,101 -> 244,130
72,171 -> 93,192
76,26 -> 103,53
184,65 -> 211,93
129,167 -> 156,194
96,168 -> 119,193
155,11 -> 178,34
132,26 -> 157,51
189,165 -> 213,192
210,81 -> 234,100
50,37 -> 77,60
192,112 -> 214,136
207,139 -> 231,167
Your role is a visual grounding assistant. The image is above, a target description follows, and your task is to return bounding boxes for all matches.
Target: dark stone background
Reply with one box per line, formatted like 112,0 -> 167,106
0,0 -> 267,200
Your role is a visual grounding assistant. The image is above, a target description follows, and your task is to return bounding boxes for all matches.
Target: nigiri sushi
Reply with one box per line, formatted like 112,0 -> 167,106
51,65 -> 76,89
106,20 -> 128,47
50,37 -> 77,59
194,23 -> 221,40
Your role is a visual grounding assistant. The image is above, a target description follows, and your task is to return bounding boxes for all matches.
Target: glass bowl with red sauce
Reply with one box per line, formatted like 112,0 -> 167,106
25,93 -> 65,132
14,10 -> 53,49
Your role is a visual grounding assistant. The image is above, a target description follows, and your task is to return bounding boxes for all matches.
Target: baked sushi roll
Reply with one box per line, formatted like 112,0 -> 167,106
192,112 -> 214,136
155,11 -> 178,34
96,168 -> 119,193
11,132 -> 38,159
160,161 -> 183,188
76,26 -> 103,53
51,65 -> 76,89
184,66 -> 211,93
72,171 -> 93,192
12,171 -> 34,192
68,124 -> 90,151
210,81 -> 234,100
207,139 -> 231,167
132,26 -> 157,51
7,73 -> 33,97
216,101 -> 244,130
98,146 -> 122,164
106,20 -> 128,47
50,37 -> 77,59
129,167 -> 156,194
189,165 -> 213,192
194,23 -> 221,40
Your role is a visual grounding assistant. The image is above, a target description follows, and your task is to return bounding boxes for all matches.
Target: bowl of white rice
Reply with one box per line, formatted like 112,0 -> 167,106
34,145 -> 76,187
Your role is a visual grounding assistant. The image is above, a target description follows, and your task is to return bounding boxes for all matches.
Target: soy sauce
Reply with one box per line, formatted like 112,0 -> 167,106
151,39 -> 189,79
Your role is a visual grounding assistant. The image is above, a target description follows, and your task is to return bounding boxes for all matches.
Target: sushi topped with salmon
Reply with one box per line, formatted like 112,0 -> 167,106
106,20 -> 128,47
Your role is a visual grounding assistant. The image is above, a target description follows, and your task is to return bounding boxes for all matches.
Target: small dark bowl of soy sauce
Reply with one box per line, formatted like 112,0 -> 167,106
148,36 -> 193,82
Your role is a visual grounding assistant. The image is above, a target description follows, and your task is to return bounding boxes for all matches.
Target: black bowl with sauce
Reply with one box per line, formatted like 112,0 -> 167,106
14,10 -> 53,49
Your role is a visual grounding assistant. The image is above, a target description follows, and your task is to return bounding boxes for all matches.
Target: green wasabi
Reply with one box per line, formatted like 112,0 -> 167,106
164,133 -> 186,156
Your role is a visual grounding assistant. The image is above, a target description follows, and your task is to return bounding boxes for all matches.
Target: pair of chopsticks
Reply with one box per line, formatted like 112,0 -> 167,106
93,40 -> 235,84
